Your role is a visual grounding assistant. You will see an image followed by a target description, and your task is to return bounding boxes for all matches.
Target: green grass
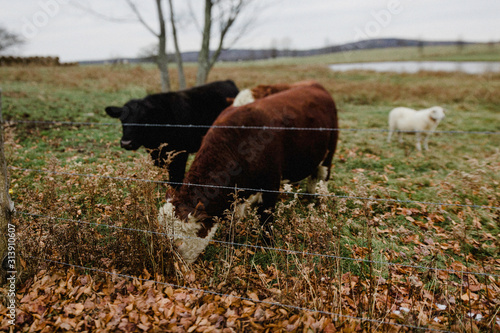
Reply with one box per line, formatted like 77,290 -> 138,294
2,53 -> 498,258
2,45 -> 499,330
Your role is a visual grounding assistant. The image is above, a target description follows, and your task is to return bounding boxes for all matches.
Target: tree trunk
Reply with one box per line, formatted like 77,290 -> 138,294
156,0 -> 171,92
195,0 -> 248,85
196,0 -> 213,85
168,0 -> 186,90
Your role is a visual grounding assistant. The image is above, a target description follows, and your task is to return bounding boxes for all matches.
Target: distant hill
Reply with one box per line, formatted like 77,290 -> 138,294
78,38 -> 473,65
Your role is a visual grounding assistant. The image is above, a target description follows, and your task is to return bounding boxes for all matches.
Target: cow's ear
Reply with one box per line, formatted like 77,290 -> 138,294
165,188 -> 178,203
105,106 -> 123,118
193,201 -> 206,218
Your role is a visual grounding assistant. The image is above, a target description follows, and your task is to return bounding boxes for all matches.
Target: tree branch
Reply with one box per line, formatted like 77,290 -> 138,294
209,0 -> 250,67
69,0 -> 159,36
0,27 -> 24,52
68,1 -> 138,23
168,0 -> 186,89
125,0 -> 159,37
186,0 -> 202,33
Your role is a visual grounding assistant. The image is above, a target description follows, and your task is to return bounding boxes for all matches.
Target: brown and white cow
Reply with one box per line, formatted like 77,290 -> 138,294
158,82 -> 338,263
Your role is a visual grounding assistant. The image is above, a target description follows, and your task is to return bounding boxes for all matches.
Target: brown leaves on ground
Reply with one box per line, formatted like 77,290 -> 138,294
0,268 -> 341,332
2,255 -> 500,333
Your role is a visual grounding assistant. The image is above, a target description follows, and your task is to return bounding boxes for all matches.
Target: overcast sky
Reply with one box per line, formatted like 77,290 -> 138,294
1,0 -> 499,62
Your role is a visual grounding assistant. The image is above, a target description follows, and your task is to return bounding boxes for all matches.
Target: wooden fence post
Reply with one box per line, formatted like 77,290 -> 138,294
0,89 -> 17,285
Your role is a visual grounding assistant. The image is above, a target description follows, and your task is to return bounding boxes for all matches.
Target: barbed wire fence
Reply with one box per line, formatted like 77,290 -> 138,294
4,115 -> 500,331
8,119 -> 500,135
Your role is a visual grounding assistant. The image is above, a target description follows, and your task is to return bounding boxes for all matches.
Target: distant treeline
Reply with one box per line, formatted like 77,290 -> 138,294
0,56 -> 78,67
80,38 -> 487,65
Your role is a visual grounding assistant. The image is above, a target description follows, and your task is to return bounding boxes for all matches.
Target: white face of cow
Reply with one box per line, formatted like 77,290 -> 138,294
158,201 -> 218,264
232,89 -> 255,107
429,106 -> 446,122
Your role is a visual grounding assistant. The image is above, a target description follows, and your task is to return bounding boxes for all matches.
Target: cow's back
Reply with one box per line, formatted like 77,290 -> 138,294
146,80 -> 239,152
182,80 -> 239,122
248,84 -> 337,183
187,83 -> 338,192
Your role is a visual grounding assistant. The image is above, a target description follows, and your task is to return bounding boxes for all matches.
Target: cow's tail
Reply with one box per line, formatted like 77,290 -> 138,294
322,111 -> 339,181
322,134 -> 336,181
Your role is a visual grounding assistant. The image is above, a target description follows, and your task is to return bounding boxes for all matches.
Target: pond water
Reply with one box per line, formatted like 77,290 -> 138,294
329,61 -> 500,74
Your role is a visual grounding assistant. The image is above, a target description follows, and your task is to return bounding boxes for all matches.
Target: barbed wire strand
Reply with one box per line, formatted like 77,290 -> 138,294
10,167 -> 500,210
19,212 -> 499,278
6,119 -> 500,135
29,256 -> 453,333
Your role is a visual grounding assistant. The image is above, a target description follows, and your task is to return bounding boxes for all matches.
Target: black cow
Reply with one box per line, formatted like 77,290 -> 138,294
105,80 -> 239,185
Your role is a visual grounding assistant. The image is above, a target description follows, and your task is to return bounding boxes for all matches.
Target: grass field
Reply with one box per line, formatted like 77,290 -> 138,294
1,45 -> 499,331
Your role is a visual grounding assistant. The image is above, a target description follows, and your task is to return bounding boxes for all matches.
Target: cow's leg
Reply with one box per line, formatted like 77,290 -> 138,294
151,146 -> 182,169
150,149 -> 161,167
166,152 -> 189,186
323,132 -> 337,181
307,132 -> 336,193
306,165 -> 329,194
257,191 -> 279,246
235,192 -> 263,220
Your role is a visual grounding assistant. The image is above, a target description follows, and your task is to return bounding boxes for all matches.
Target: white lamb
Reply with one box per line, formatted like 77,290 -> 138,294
387,106 -> 446,151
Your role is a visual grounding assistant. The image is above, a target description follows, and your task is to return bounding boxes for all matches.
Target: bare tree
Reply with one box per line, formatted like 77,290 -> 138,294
125,0 -> 188,90
125,0 -> 174,92
73,0 -> 259,89
0,26 -> 24,53
195,0 -> 254,85
72,0 -> 184,92
167,0 -> 186,89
